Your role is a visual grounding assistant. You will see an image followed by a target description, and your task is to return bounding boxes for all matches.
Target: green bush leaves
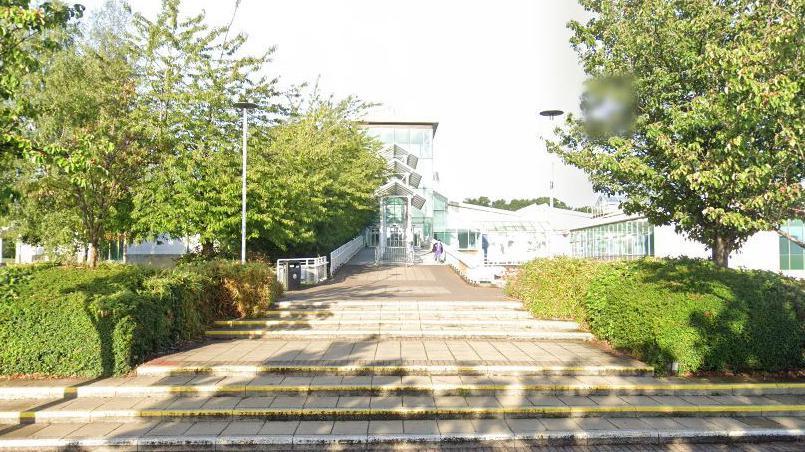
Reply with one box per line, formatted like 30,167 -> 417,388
0,260 -> 282,377
508,258 -> 804,374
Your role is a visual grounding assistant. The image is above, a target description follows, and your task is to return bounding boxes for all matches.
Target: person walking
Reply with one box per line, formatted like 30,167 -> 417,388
432,236 -> 443,263
481,234 -> 489,264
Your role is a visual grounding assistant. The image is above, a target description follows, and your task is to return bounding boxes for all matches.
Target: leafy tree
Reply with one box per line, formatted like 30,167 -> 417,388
463,196 -> 586,212
13,4 -> 148,266
0,1 -> 83,209
129,0 -> 283,255
552,0 -> 804,267
248,97 -> 387,258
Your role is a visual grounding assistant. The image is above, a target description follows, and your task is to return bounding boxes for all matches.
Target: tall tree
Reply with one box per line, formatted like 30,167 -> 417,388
0,1 -> 83,209
248,97 -> 387,258
13,4 -> 148,266
129,0 -> 283,254
552,0 -> 804,266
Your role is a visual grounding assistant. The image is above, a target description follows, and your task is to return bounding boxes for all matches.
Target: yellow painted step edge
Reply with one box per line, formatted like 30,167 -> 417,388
7,382 -> 803,397
9,405 -> 805,422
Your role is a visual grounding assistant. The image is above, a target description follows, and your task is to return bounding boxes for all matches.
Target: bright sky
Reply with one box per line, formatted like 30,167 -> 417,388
82,0 -> 597,207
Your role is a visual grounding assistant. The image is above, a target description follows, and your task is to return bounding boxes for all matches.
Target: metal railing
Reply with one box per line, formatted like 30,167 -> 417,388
442,245 -> 529,285
276,256 -> 328,289
374,239 -> 414,265
330,235 -> 364,275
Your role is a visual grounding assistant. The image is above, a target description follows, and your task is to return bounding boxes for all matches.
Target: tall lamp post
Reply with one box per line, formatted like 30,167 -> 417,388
538,109 -> 564,257
538,109 -> 564,208
233,101 -> 258,264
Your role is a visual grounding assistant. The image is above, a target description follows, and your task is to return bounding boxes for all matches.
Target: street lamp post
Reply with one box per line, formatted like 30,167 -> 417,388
233,101 -> 258,264
538,109 -> 564,209
538,109 -> 564,256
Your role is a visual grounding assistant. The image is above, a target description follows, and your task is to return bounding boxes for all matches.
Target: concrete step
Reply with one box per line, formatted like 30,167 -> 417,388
1,394 -> 803,423
2,377 -> 802,400
135,362 -> 653,377
203,329 -> 596,341
213,319 -> 581,330
1,417 -> 803,450
273,300 -> 525,310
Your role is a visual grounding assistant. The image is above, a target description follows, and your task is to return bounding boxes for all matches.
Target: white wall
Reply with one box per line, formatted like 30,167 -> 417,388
652,225 -> 710,259
652,226 -> 804,278
126,234 -> 194,256
14,242 -> 45,264
730,231 -> 780,272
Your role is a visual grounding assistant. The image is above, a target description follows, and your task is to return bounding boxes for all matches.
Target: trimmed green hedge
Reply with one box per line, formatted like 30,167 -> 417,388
505,257 -> 602,324
507,257 -> 804,374
0,260 -> 282,377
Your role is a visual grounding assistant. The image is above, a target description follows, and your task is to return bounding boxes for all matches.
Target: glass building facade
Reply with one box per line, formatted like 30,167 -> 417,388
570,218 -> 654,260
779,219 -> 804,271
364,122 -> 442,247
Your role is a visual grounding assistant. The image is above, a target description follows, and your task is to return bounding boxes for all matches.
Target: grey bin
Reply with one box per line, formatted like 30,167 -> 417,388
287,262 -> 302,290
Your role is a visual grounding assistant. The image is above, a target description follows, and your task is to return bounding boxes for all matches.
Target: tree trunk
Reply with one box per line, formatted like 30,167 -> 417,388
87,241 -> 99,268
122,232 -> 128,264
711,235 -> 731,268
201,240 -> 215,257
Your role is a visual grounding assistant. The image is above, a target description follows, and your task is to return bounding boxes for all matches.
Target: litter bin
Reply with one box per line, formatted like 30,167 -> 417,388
287,262 -> 302,290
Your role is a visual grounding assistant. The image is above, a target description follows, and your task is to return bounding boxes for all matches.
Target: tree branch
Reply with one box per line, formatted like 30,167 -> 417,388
776,228 -> 805,249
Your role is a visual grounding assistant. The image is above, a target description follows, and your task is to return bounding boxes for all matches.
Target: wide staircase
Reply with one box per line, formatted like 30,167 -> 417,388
0,281 -> 803,449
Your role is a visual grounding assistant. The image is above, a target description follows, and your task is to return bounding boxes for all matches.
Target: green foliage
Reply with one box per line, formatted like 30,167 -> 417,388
0,1 -> 83,157
12,5 -> 150,266
0,260 -> 281,377
464,196 -> 593,213
174,259 -> 283,318
248,97 -> 387,257
129,0 -> 284,253
505,257 -> 602,323
553,0 -> 805,266
587,259 -> 804,374
508,257 -> 804,374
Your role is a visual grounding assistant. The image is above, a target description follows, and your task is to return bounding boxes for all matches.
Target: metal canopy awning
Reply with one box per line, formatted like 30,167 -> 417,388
391,160 -> 423,188
381,145 -> 418,169
375,179 -> 415,198
374,180 -> 427,210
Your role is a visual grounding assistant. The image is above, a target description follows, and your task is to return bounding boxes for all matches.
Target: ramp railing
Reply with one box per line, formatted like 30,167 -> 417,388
330,235 -> 364,275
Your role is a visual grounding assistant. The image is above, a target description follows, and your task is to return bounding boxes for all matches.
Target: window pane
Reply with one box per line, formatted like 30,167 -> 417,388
394,128 -> 410,147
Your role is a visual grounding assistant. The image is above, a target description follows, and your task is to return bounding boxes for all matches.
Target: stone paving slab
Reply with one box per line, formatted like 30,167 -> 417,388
204,329 -> 596,341
0,417 -> 803,449
137,339 -> 637,369
283,265 -> 509,302
1,394 -> 802,424
6,375 -> 803,401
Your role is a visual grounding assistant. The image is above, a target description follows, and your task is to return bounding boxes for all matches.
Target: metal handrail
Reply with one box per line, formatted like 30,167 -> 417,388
330,235 -> 364,275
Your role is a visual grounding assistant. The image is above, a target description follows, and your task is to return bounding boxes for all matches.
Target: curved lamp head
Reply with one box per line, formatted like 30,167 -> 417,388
233,101 -> 259,109
539,109 -> 564,119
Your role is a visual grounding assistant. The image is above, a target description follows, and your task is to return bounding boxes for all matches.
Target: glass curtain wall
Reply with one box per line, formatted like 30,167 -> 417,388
779,219 -> 804,270
570,219 -> 654,260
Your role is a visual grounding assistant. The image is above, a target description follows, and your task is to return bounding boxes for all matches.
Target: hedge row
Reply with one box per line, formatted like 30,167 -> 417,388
0,260 -> 282,377
506,257 -> 804,374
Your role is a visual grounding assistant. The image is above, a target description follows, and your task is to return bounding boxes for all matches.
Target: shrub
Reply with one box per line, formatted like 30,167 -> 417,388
585,258 -> 803,374
507,257 -> 804,374
505,257 -> 602,323
175,259 -> 283,318
0,260 -> 281,377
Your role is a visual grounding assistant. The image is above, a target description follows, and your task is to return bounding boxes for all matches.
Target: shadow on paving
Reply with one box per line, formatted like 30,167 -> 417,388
283,264 -> 510,302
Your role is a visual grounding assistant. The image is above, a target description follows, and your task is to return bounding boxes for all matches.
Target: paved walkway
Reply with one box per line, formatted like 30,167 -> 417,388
284,250 -> 507,302
0,254 -> 802,450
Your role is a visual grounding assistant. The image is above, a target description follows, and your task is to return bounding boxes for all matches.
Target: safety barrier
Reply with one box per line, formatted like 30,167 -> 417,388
276,257 -> 328,290
329,235 -> 364,275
